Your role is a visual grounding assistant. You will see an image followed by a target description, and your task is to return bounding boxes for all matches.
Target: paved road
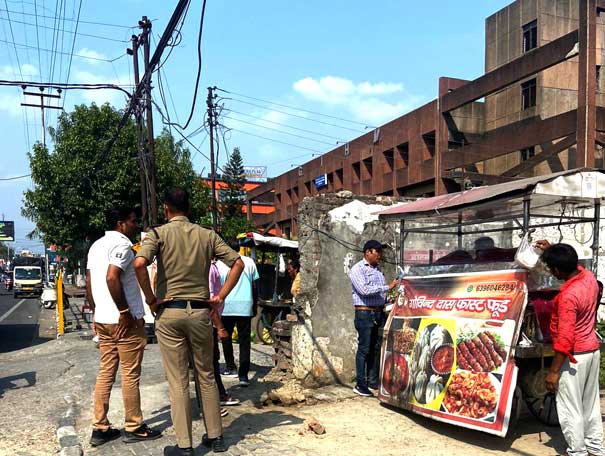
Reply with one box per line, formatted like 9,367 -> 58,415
0,285 -> 50,353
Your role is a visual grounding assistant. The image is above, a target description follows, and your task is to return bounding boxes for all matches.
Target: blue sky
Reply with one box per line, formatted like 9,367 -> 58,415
0,1 -> 510,253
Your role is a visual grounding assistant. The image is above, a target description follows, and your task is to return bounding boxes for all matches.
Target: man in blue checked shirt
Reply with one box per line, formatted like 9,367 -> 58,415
348,239 -> 398,397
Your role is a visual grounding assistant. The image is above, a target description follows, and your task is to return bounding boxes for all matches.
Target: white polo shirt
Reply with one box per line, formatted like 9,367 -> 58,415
87,230 -> 145,324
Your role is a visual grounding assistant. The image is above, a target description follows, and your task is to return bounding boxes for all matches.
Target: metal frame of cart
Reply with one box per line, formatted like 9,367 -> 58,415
237,232 -> 298,344
377,168 -> 605,431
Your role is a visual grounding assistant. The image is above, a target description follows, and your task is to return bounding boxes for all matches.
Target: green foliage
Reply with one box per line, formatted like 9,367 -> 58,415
154,128 -> 211,224
22,104 -> 210,261
221,147 -> 246,219
217,147 -> 252,243
23,103 -> 139,252
220,216 -> 255,245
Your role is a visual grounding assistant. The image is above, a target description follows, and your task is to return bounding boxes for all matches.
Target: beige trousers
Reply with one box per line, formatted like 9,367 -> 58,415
155,306 -> 222,448
92,320 -> 146,432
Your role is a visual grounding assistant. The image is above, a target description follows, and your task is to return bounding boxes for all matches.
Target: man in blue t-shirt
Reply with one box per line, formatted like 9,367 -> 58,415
216,243 -> 259,386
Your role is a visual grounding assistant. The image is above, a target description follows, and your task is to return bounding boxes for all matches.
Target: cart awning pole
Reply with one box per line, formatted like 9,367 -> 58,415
522,197 -> 530,233
400,220 -> 405,267
457,213 -> 462,249
592,201 -> 600,275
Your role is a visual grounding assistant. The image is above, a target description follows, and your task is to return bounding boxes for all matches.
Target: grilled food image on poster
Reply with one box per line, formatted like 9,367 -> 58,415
442,371 -> 500,421
407,322 -> 454,405
456,326 -> 508,373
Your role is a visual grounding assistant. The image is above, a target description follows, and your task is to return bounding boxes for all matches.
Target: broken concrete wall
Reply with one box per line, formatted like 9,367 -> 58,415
292,192 -> 410,386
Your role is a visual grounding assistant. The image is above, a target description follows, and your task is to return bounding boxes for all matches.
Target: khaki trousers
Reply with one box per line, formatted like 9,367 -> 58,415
93,320 -> 146,432
557,350 -> 605,456
155,307 -> 221,448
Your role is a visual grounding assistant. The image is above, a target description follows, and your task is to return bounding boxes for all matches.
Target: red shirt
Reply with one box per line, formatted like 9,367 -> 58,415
550,266 -> 599,363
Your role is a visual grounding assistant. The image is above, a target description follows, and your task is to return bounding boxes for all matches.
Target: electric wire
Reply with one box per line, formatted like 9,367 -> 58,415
0,6 -> 122,43
3,0 -> 23,79
62,0 -> 82,108
32,0 -> 42,82
0,79 -> 133,96
174,0 -> 206,130
48,0 -> 60,84
216,87 -> 375,128
0,38 -> 127,64
57,0 -> 68,84
0,173 -> 31,180
224,115 -> 337,146
221,97 -> 364,133
0,7 -> 136,28
223,108 -> 348,142
220,123 -> 323,154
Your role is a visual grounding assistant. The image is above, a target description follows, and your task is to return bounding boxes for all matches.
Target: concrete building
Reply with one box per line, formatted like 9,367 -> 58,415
248,0 -> 605,237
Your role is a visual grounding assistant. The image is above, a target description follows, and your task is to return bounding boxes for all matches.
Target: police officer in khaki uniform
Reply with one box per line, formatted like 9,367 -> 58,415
134,187 -> 244,456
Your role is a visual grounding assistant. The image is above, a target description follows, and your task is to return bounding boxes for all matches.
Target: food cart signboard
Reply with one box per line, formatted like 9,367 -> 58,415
379,269 -> 527,437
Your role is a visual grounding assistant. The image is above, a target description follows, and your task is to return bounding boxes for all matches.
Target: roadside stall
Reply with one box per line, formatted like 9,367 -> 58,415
377,168 -> 604,437
237,232 -> 299,344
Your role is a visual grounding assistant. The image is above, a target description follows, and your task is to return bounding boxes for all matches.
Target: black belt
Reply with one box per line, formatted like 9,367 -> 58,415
163,300 -> 210,309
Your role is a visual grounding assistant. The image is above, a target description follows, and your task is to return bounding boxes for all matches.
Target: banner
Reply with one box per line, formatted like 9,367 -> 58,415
378,269 -> 527,437
0,221 -> 14,241
243,166 -> 267,182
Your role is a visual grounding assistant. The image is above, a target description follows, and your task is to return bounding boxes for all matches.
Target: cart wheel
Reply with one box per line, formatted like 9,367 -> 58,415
523,391 -> 558,426
256,312 -> 274,345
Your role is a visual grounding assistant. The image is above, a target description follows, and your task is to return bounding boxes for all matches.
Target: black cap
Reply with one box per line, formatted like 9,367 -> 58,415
363,240 -> 387,252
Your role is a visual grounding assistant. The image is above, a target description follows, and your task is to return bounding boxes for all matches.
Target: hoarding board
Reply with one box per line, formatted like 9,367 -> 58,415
0,221 -> 14,241
379,269 -> 527,437
243,166 -> 267,182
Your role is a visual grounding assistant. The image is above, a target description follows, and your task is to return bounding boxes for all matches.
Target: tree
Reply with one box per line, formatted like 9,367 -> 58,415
221,147 -> 246,218
219,147 -> 254,242
22,104 -> 210,261
154,128 -> 211,224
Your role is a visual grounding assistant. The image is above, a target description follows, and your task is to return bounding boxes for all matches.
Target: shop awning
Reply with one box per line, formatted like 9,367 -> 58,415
378,168 -> 605,221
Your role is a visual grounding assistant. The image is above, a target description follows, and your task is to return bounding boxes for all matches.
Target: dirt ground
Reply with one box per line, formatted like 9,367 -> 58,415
272,395 -> 569,456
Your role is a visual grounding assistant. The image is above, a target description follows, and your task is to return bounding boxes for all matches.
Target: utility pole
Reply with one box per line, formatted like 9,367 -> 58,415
140,16 -> 158,226
21,87 -> 62,148
207,86 -> 218,231
128,34 -> 149,229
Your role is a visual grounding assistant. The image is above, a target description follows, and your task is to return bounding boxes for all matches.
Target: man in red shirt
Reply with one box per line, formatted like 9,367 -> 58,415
537,241 -> 604,456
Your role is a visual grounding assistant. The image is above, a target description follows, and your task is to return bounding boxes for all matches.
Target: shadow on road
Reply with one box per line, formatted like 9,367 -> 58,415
380,402 -> 566,455
0,371 -> 36,398
220,410 -> 304,450
0,324 -> 52,353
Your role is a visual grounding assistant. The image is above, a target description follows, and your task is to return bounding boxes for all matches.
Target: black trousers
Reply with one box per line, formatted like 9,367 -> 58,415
212,327 -> 226,397
221,316 -> 251,380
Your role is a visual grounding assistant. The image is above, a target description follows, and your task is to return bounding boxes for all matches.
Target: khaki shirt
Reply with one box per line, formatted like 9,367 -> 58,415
136,216 -> 240,301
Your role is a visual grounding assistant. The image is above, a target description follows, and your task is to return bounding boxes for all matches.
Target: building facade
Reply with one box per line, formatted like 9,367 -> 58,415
248,0 -> 605,237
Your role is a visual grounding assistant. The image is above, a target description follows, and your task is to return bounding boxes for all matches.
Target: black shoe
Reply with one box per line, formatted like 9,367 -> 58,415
90,427 -> 121,447
123,423 -> 162,443
202,433 -> 227,453
353,385 -> 373,397
163,445 -> 194,456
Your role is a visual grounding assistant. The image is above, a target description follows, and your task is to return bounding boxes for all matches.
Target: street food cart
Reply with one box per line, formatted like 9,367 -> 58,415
237,232 -> 299,344
376,168 -> 604,437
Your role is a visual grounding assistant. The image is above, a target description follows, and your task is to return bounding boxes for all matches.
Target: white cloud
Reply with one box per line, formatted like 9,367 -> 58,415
0,93 -> 25,117
70,70 -> 131,107
77,48 -> 108,65
0,63 -> 38,79
293,75 -> 421,125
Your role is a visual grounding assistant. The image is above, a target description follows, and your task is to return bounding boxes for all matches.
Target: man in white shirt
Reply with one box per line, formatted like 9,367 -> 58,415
86,207 -> 161,447
217,243 -> 259,386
